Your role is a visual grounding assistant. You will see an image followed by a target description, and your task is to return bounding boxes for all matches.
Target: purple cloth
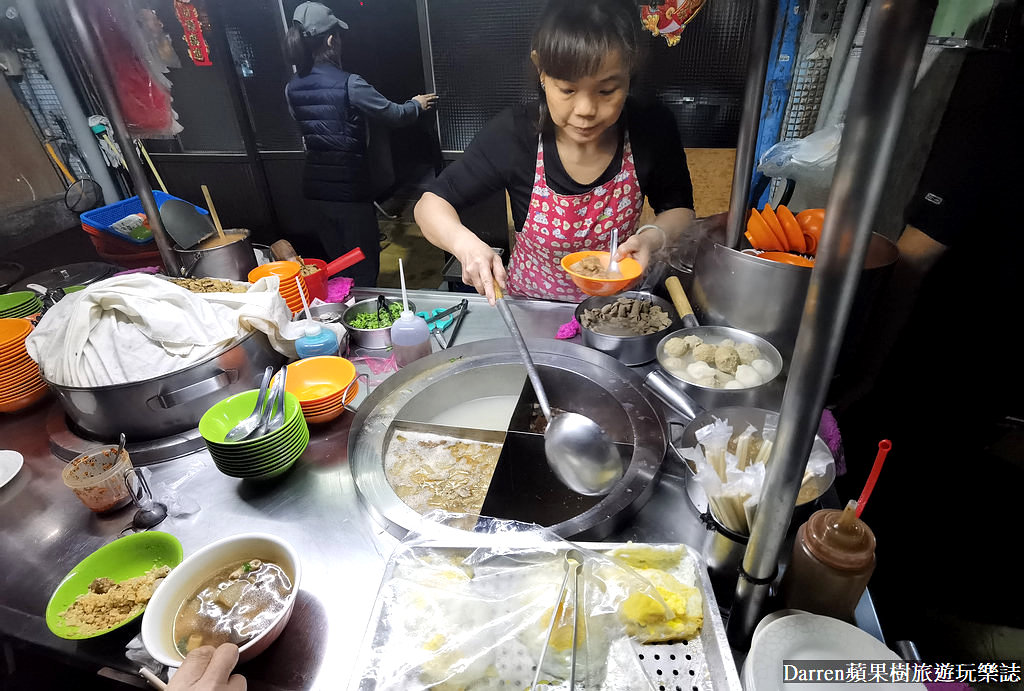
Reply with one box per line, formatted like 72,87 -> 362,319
556,317 -> 580,339
113,266 -> 161,277
326,276 -> 355,303
818,408 -> 846,476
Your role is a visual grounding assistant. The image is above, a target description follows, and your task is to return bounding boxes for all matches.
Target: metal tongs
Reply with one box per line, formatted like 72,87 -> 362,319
376,294 -> 390,326
531,549 -> 585,690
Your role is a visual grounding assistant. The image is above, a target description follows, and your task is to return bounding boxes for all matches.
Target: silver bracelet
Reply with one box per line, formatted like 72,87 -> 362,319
636,224 -> 667,251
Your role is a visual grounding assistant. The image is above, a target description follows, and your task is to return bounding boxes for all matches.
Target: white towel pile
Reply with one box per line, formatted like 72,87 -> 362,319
26,274 -> 304,387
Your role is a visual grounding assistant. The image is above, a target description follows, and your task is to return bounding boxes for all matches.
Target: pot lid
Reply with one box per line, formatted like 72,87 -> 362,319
0,261 -> 24,292
13,261 -> 118,292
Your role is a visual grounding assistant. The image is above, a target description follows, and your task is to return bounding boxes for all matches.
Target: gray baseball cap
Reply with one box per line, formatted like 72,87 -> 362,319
293,2 -> 348,37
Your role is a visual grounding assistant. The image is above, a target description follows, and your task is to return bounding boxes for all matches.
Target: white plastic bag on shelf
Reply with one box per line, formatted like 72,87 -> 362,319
758,124 -> 844,186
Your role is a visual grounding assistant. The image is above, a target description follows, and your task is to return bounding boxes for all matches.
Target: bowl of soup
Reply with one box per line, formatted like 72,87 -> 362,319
141,533 -> 301,666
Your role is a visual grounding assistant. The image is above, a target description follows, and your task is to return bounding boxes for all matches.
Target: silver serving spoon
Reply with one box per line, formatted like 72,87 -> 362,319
225,366 -> 274,442
606,226 -> 622,278
494,283 -> 622,495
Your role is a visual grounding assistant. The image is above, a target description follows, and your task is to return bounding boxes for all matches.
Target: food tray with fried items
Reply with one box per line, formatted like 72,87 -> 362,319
350,540 -> 741,691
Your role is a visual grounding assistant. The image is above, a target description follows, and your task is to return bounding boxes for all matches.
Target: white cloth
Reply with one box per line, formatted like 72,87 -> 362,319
26,274 -> 305,387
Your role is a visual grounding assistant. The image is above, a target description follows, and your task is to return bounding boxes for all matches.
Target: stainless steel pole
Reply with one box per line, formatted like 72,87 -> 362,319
726,0 -> 937,649
724,0 -> 777,248
16,0 -> 121,204
64,0 -> 182,276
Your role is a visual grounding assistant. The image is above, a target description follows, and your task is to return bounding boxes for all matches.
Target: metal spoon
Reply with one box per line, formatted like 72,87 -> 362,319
606,226 -> 622,278
113,432 -> 127,464
225,367 -> 274,442
493,282 -> 622,495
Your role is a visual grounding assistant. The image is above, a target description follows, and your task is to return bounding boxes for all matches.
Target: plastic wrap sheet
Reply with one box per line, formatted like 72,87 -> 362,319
351,514 -> 741,691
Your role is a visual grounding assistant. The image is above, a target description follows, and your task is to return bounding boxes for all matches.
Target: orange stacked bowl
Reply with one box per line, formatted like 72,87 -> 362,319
0,318 -> 48,413
248,261 -> 310,314
284,356 -> 360,424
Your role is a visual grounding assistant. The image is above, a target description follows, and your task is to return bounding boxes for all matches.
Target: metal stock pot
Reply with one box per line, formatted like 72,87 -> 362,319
45,330 -> 286,441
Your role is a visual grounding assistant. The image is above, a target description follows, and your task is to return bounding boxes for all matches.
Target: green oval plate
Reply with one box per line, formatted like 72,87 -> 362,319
45,531 -> 183,639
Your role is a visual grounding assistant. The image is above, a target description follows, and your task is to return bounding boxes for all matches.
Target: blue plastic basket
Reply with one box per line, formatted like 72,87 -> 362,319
79,191 -> 209,245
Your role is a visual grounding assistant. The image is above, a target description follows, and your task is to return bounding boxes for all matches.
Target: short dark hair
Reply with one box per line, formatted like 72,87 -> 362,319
532,0 -> 643,81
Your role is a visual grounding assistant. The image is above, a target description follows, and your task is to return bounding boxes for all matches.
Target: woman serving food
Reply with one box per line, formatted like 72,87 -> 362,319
415,0 -> 695,304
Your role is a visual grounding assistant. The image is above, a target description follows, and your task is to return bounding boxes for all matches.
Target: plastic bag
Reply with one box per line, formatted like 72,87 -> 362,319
758,124 -> 844,186
87,0 -> 182,139
682,414 -> 835,536
353,513 -> 706,690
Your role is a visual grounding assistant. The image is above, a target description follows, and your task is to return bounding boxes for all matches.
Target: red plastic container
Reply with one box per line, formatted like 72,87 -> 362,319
303,259 -> 328,302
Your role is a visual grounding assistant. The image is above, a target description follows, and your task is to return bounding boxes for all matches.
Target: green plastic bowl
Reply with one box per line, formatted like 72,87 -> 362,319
203,412 -> 306,456
0,291 -> 37,312
199,390 -> 302,446
45,532 -> 183,639
211,426 -> 310,473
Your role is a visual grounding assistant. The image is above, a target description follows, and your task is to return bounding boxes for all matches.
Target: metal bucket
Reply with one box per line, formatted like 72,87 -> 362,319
173,229 -> 258,281
688,234 -> 898,366
45,330 -> 287,441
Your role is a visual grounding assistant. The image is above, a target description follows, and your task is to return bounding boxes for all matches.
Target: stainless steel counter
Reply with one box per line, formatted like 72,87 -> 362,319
0,288 -> 880,689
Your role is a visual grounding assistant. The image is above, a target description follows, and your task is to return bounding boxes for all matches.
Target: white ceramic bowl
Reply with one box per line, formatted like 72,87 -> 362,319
141,533 -> 301,666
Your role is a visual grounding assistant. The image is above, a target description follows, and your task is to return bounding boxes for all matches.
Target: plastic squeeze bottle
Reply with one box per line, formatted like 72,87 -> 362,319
779,500 -> 876,623
295,322 -> 339,358
390,258 -> 431,367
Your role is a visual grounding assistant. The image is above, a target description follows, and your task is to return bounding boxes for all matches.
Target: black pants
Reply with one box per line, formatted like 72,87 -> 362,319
314,200 -> 380,287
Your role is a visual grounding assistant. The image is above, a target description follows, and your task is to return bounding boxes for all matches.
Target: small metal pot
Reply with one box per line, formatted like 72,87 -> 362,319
672,406 -> 836,513
173,229 -> 258,281
574,290 -> 679,366
343,297 -> 416,350
654,325 -> 784,411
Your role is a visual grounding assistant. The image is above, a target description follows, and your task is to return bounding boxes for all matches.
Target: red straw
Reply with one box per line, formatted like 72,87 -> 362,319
855,440 -> 892,518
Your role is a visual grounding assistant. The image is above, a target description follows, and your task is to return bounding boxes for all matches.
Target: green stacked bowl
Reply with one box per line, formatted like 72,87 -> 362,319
0,291 -> 44,319
199,390 -> 309,480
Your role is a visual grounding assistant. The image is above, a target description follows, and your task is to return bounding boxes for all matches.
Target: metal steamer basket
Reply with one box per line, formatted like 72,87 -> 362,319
348,338 -> 667,541
350,542 -> 742,691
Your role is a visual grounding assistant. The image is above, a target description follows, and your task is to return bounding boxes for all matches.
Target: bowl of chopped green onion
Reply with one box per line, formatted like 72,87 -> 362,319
343,297 -> 416,350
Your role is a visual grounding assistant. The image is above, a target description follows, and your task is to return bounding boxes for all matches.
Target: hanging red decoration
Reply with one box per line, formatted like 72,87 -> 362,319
174,0 -> 212,66
640,0 -> 707,47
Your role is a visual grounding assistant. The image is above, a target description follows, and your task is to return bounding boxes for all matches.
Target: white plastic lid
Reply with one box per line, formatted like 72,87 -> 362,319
399,309 -> 416,321
304,323 -> 322,337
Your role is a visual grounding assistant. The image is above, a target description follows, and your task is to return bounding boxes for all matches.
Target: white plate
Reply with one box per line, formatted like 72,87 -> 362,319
0,450 -> 24,489
744,613 -> 925,691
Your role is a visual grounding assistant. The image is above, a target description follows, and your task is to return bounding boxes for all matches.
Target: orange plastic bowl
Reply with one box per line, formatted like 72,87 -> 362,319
560,251 -> 643,297
0,319 -> 32,348
0,382 -> 48,413
298,383 -> 358,413
249,260 -> 301,283
302,405 -> 344,425
283,356 -> 356,405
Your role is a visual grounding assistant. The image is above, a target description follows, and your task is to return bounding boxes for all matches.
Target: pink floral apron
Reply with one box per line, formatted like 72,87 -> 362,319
506,133 -> 645,302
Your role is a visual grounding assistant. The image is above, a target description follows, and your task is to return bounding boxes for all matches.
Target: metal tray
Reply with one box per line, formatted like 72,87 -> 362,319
349,541 -> 742,691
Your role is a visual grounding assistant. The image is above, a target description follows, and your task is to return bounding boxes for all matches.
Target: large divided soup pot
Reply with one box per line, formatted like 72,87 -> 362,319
141,533 -> 301,666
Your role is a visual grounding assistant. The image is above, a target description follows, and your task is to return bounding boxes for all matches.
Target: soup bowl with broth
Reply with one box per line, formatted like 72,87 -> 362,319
141,533 -> 301,666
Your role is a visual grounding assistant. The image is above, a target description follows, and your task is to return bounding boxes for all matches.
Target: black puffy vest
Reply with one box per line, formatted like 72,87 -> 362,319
286,63 -> 369,202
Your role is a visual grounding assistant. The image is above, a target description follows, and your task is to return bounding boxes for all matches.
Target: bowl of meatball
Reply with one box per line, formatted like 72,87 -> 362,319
655,325 -> 784,410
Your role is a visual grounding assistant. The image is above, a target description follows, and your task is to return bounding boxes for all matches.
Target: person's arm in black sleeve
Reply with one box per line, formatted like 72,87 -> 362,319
414,108 -> 518,304
616,103 -> 696,270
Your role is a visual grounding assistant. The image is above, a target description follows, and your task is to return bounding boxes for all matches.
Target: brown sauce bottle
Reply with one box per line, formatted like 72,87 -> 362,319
780,500 -> 876,623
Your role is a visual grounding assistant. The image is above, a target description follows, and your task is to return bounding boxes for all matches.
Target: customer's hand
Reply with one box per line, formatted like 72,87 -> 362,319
454,235 -> 506,305
413,93 -> 438,110
168,643 -> 246,691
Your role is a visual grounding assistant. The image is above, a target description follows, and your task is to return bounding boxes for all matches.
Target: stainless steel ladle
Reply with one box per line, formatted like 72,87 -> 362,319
493,283 -> 623,495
